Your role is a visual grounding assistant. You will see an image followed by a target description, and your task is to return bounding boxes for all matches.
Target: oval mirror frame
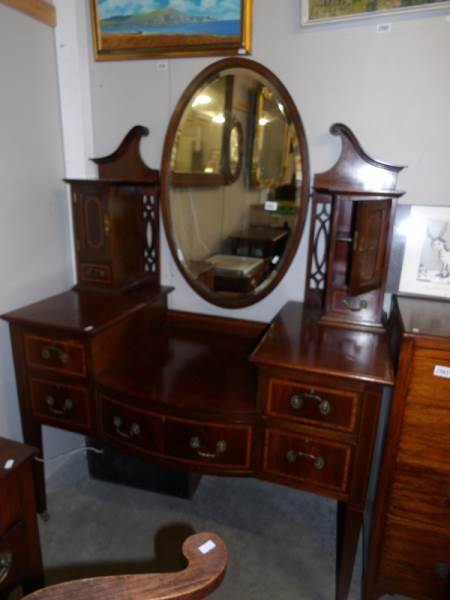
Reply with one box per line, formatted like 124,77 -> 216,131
161,58 -> 310,309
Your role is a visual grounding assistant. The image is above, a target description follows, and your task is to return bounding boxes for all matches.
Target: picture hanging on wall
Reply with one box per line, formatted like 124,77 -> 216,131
398,205 -> 450,299
91,0 -> 252,61
301,0 -> 450,26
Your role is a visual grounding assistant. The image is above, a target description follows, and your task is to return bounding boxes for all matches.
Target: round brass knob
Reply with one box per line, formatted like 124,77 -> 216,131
289,394 -> 303,410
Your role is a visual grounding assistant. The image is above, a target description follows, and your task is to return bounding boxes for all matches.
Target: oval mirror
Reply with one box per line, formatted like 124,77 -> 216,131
161,58 -> 310,308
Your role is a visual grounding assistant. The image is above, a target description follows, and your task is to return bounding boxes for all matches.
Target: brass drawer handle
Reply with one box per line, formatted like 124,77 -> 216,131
286,449 -> 325,470
434,562 -> 450,580
0,551 -> 12,585
113,416 -> 141,439
290,392 -> 331,416
46,395 -> 74,416
40,344 -> 69,365
343,299 -> 368,312
189,436 -> 227,459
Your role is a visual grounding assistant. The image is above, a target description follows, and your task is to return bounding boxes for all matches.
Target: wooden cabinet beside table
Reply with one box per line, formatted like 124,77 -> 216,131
0,437 -> 43,597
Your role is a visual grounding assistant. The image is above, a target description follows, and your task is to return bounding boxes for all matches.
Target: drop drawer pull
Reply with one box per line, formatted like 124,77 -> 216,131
46,395 -> 74,416
0,551 -> 12,585
290,393 -> 331,416
113,416 -> 141,439
343,299 -> 368,312
40,345 -> 69,365
190,436 -> 227,459
286,449 -> 325,470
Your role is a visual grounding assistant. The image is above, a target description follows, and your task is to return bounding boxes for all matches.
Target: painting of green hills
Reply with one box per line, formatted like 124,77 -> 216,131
307,0 -> 450,22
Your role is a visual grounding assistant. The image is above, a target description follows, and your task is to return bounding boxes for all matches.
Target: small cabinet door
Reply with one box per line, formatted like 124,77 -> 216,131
72,187 -> 111,263
349,199 -> 391,296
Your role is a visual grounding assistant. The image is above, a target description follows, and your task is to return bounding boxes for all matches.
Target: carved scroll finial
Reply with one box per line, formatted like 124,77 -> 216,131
92,125 -> 158,182
315,123 -> 405,193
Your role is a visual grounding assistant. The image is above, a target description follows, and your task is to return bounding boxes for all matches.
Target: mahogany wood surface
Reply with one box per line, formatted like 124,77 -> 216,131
0,437 -> 43,596
363,295 -> 450,600
306,123 -> 404,330
23,532 -> 226,600
250,301 -> 394,385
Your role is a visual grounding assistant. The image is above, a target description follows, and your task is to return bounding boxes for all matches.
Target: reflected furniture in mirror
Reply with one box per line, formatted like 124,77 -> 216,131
162,58 -> 309,308
2,59 -> 404,600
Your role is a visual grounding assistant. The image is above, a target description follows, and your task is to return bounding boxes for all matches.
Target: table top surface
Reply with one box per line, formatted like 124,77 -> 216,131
251,302 -> 394,385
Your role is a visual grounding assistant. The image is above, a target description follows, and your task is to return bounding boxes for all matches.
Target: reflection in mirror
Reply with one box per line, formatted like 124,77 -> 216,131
162,58 -> 310,308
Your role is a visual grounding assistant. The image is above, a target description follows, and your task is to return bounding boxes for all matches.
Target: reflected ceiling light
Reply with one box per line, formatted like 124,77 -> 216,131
192,94 -> 211,108
259,117 -> 270,126
204,167 -> 214,173
212,114 -> 226,124
277,102 -> 285,114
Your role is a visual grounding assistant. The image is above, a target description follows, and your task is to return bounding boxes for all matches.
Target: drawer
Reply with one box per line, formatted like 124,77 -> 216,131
99,394 -> 164,454
79,262 -> 112,285
0,522 -> 28,594
262,428 -> 353,495
399,404 -> 450,472
409,348 -> 450,409
266,378 -> 360,433
378,519 -> 450,600
0,476 -> 21,534
25,334 -> 87,377
165,418 -> 252,469
388,465 -> 450,533
30,378 -> 92,430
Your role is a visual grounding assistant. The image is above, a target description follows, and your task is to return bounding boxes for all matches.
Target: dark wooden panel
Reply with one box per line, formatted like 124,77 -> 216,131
24,334 -> 87,377
0,522 -> 29,594
30,378 -> 92,431
165,418 -> 252,469
398,404 -> 450,472
408,347 -> 450,409
99,393 -> 164,455
377,520 -> 450,600
266,377 -> 360,433
388,465 -> 450,533
262,428 -> 353,495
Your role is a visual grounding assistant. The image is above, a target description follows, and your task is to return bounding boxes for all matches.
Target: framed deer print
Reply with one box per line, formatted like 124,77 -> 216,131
398,205 -> 450,299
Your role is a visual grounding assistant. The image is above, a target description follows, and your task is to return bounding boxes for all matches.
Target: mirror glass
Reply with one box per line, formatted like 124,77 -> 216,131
162,59 -> 310,308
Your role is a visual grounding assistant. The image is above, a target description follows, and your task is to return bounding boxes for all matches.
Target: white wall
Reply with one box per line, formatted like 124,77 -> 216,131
62,0 -> 450,322
0,4 -> 79,464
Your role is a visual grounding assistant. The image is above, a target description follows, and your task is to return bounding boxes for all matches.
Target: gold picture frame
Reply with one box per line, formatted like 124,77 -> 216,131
91,0 -> 252,61
301,0 -> 450,26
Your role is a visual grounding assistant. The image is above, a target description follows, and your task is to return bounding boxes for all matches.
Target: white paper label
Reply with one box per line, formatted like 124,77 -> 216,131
433,365 -> 450,379
198,540 -> 216,555
264,201 -> 278,212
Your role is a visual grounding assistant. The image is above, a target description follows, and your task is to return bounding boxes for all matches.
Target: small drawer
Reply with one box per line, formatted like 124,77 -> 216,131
99,394 -> 164,454
399,404 -> 450,472
0,522 -> 28,594
330,289 -> 377,320
408,348 -> 450,409
266,378 -> 360,433
262,429 -> 353,494
165,418 -> 252,469
79,262 -> 112,285
25,334 -> 87,377
30,378 -> 92,430
388,465 -> 450,532
378,520 -> 450,600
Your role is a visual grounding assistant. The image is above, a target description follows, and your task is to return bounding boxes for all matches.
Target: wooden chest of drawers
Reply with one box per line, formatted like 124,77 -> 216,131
0,438 -> 43,597
364,296 -> 450,600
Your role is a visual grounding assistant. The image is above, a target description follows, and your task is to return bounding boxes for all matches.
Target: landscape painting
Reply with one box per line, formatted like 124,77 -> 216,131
91,0 -> 252,60
302,0 -> 450,25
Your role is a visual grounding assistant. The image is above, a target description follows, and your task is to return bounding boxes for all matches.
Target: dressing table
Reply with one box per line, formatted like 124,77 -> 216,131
3,58 -> 403,600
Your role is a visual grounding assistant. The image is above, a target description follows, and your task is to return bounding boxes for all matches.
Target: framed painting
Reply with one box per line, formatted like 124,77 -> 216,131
398,205 -> 450,299
301,0 -> 450,26
91,0 -> 252,61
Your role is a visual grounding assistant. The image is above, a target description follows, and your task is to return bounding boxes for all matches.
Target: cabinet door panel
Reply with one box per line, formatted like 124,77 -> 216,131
349,199 -> 391,295
73,189 -> 111,262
